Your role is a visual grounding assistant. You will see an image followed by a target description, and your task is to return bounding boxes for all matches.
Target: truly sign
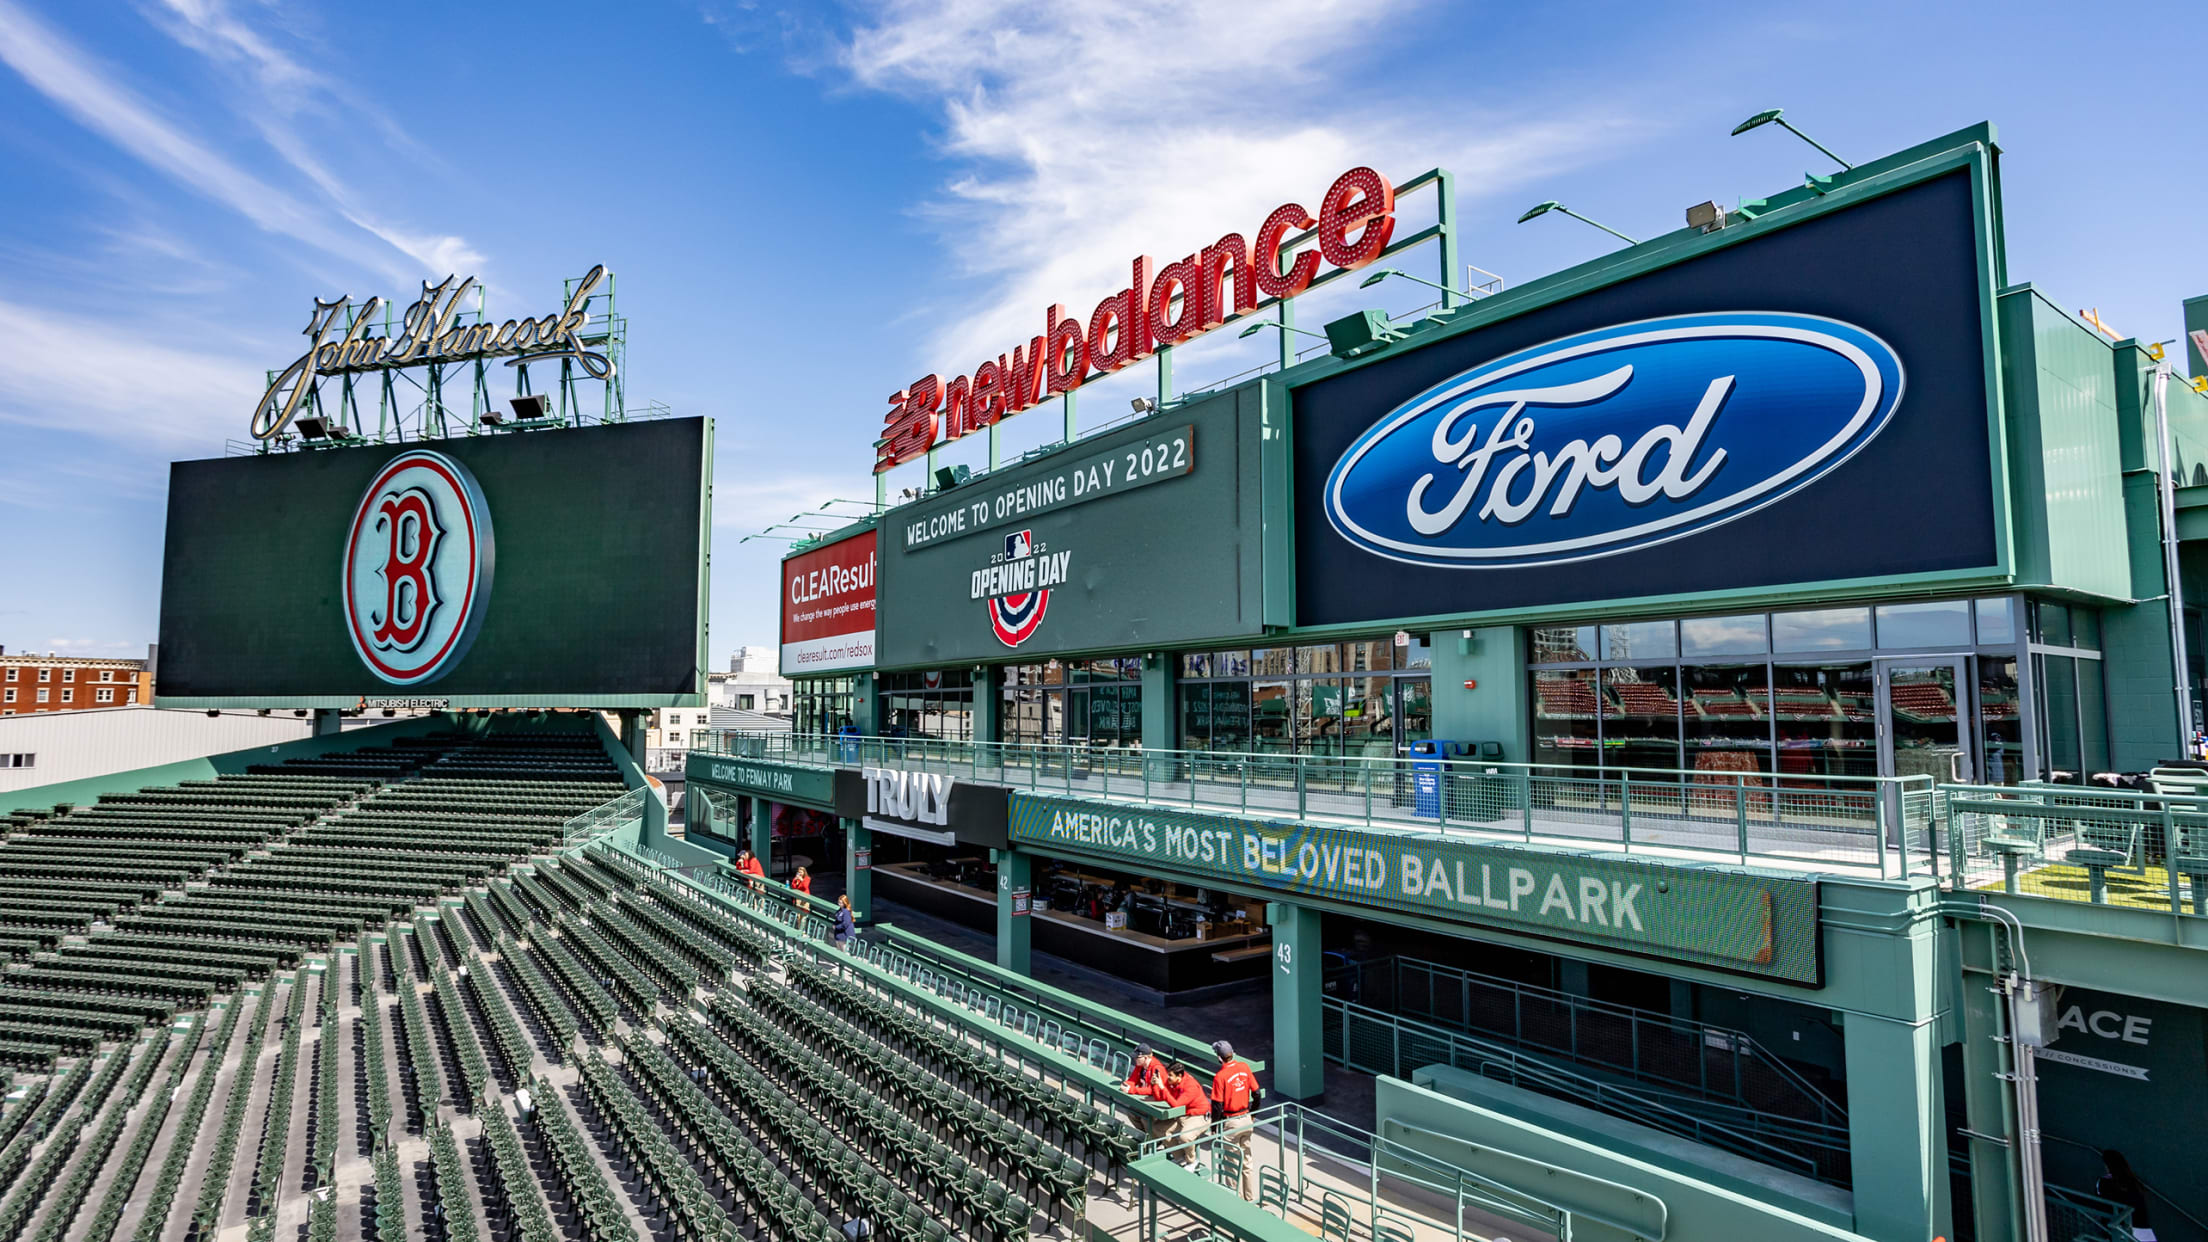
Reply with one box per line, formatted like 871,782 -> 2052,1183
1011,793 -> 1821,984
875,167 -> 1396,472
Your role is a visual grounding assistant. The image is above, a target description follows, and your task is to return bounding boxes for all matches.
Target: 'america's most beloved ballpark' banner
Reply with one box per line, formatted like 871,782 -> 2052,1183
1010,792 -> 1821,985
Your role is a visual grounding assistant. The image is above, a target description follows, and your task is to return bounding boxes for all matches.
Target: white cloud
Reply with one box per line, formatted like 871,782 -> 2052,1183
0,0 -> 480,285
831,0 -> 1648,374
0,297 -> 261,450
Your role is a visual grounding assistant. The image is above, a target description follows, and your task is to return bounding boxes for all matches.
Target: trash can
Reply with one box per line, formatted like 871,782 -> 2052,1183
1411,740 -> 1474,819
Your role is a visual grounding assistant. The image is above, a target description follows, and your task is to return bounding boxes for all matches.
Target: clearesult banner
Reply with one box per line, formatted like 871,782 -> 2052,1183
781,530 -> 878,675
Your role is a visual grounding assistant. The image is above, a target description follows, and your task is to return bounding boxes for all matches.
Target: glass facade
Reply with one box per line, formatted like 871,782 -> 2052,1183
792,676 -> 858,738
1530,598 -> 2022,781
879,670 -> 975,741
1181,639 -> 1431,758
2028,600 -> 2107,776
1001,659 -> 1142,748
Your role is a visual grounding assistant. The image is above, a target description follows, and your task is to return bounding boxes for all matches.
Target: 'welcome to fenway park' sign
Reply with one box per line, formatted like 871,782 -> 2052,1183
1010,793 -> 1820,985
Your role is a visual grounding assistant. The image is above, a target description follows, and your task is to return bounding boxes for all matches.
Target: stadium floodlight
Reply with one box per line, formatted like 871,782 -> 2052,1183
478,409 -> 506,427
1730,108 -> 1853,170
1358,267 -> 1461,297
1238,320 -> 1328,341
1131,397 -> 1157,414
295,414 -> 347,440
1515,201 -> 1638,246
510,393 -> 553,420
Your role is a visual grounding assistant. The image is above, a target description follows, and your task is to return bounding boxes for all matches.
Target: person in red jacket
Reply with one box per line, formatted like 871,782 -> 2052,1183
736,848 -> 766,890
789,866 -> 813,908
1210,1040 -> 1260,1199
1160,1061 -> 1211,1164
1121,1046 -> 1168,1140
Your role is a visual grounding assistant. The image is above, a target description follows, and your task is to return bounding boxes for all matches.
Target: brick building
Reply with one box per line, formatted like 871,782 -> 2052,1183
0,646 -> 155,716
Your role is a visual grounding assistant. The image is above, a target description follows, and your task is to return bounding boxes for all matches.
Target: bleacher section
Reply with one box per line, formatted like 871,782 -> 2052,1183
0,719 -> 1285,1242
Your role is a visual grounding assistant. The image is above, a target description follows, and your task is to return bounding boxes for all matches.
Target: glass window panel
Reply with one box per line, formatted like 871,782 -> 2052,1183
1602,621 -> 1677,661
1681,615 -> 1767,657
2035,602 -> 2073,648
1975,598 -> 2016,646
1401,633 -> 1431,669
1771,608 -> 1870,652
1210,681 -> 1251,750
1771,662 -> 1875,778
1345,640 -> 1386,673
1398,679 -> 1432,747
1532,670 -> 1603,772
2074,608 -> 2101,652
2041,655 -> 2080,774
1180,683 -> 1211,749
1216,651 -> 1251,677
2077,658 -> 2108,771
1347,677 -> 1392,758
1683,664 -> 1773,774
1600,667 -> 1680,769
1531,626 -> 1598,663
1876,601 -> 1971,648
1297,681 -> 1329,753
1251,648 -> 1292,676
1182,653 -> 1212,679
1977,658 -> 2022,785
1251,681 -> 1293,752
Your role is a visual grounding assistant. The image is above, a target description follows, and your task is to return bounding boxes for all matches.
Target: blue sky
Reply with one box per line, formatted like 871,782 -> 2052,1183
1,0 -> 2202,666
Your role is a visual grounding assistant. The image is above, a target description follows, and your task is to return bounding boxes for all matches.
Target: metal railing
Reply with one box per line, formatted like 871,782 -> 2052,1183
1342,955 -> 1845,1128
709,730 -> 1937,878
560,786 -> 647,850
1141,1100 -> 1573,1242
1932,782 -> 2208,914
1324,995 -> 1853,1185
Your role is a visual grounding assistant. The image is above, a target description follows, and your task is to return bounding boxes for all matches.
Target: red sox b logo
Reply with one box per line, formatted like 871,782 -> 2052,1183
368,488 -> 444,649
344,451 -> 494,685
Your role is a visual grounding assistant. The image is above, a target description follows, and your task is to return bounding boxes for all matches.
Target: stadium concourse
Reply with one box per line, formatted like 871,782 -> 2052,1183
0,715 -> 1478,1242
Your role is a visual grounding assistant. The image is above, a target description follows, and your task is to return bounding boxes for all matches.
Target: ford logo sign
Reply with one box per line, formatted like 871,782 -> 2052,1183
1323,312 -> 1905,568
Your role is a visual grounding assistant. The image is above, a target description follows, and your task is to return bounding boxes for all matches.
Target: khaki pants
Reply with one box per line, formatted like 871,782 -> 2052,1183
1216,1112 -> 1255,1200
1168,1114 -> 1209,1164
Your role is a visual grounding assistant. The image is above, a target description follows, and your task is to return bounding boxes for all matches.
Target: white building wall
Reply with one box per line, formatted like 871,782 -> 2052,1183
0,706 -> 318,793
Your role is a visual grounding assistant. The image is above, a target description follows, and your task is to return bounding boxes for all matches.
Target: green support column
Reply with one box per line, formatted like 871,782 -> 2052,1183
845,819 -> 873,920
1959,939 -> 2023,1242
1843,1012 -> 1953,1242
311,709 -> 343,737
749,796 -> 771,867
851,673 -> 877,735
994,848 -> 1032,975
1140,653 -> 1176,758
1269,901 -> 1323,1101
973,665 -> 1001,744
1430,626 -> 1527,760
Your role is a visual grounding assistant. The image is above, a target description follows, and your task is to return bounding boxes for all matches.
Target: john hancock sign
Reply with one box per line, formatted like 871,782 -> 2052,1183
1011,793 -> 1820,985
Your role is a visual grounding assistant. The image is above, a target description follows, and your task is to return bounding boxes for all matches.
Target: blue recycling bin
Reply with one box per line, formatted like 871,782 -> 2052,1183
1411,740 -> 1474,819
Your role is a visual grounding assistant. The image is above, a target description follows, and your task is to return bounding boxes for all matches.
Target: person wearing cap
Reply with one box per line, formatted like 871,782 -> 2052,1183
1120,1046 -> 1169,1140
1159,1060 -> 1211,1164
1210,1040 -> 1259,1200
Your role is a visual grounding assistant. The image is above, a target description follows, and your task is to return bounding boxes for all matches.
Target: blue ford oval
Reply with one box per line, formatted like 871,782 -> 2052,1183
1322,312 -> 1906,568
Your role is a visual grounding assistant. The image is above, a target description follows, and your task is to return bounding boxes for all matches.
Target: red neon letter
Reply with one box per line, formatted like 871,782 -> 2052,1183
1317,167 -> 1396,270
1005,338 -> 1048,412
874,377 -> 940,472
1045,304 -> 1087,394
1255,203 -> 1318,299
1148,255 -> 1203,346
940,374 -> 972,440
969,359 -> 1004,428
1200,233 -> 1255,326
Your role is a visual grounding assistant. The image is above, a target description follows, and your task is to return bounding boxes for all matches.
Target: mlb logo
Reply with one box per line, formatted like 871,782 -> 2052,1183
1005,529 -> 1034,559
